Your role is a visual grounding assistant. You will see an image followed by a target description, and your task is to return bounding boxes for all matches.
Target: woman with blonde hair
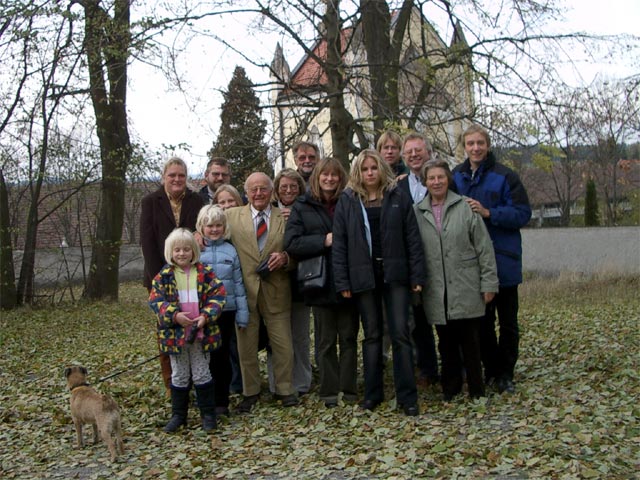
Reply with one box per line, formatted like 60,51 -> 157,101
212,184 -> 244,210
332,149 -> 425,416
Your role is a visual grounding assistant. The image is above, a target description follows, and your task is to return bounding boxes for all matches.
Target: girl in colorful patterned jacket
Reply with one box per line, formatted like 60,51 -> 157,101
197,204 -> 249,416
149,228 -> 226,433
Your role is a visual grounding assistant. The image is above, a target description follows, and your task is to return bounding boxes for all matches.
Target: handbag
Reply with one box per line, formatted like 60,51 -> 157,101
297,256 -> 326,292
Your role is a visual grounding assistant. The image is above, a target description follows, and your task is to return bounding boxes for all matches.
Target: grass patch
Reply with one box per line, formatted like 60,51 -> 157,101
1,276 -> 638,479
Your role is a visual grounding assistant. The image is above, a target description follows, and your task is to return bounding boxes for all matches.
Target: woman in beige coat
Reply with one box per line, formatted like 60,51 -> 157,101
414,160 -> 499,400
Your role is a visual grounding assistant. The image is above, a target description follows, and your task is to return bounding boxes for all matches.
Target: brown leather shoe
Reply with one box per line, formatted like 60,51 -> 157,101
236,394 -> 259,413
274,393 -> 299,407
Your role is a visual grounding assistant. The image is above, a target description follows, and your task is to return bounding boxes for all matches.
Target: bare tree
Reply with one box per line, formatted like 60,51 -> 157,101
0,1 -> 94,306
528,87 -> 588,226
580,78 -> 640,225
0,1 -> 36,308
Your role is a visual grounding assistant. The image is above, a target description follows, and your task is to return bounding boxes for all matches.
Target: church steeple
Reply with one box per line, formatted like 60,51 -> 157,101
270,42 -> 290,84
450,20 -> 469,51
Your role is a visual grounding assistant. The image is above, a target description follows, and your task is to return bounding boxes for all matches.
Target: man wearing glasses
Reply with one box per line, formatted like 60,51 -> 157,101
225,172 -> 298,412
199,157 -> 232,204
292,141 -> 319,185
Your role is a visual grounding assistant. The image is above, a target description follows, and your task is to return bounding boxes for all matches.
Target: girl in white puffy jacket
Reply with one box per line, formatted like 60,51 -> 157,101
197,205 -> 249,414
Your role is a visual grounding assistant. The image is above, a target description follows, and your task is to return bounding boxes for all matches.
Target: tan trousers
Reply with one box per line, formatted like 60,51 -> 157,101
236,289 -> 294,397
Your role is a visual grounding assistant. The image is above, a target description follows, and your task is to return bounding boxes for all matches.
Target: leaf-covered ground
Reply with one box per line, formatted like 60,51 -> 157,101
1,275 -> 638,479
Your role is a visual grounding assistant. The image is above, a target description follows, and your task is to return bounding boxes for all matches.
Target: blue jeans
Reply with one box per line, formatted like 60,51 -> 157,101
355,278 -> 417,407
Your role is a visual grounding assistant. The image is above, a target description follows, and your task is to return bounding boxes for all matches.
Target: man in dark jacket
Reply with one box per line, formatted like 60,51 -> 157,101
452,124 -> 531,394
199,157 -> 231,204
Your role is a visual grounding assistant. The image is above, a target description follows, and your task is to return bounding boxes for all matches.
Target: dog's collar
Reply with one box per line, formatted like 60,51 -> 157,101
70,383 -> 90,391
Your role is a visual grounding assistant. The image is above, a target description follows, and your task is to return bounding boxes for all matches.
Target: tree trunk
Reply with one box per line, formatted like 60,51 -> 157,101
81,0 -> 132,301
16,197 -> 37,305
0,169 -> 16,309
360,0 -> 411,137
16,106 -> 51,305
323,0 -> 356,168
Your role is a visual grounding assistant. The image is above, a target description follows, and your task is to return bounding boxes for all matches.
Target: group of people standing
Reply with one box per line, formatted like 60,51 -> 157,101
142,124 -> 531,432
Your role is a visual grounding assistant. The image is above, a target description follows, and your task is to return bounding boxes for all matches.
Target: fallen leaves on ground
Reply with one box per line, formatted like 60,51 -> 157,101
0,276 -> 638,479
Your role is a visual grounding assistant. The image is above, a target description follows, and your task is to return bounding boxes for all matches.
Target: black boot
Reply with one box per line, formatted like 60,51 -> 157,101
195,381 -> 217,431
164,385 -> 189,433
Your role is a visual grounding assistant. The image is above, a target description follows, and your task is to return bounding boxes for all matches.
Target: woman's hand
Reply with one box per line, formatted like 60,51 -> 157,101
340,290 -> 352,298
280,207 -> 291,220
482,292 -> 495,304
411,284 -> 422,293
194,231 -> 205,249
324,232 -> 333,247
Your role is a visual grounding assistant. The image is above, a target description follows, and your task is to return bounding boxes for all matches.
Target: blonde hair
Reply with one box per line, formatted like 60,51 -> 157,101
164,228 -> 200,266
161,156 -> 187,178
212,184 -> 243,208
461,124 -> 492,149
196,205 -> 231,240
348,149 -> 395,201
376,130 -> 402,152
272,168 -> 305,204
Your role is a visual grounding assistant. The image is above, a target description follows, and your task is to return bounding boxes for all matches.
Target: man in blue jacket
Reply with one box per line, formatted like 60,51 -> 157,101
453,124 -> 531,394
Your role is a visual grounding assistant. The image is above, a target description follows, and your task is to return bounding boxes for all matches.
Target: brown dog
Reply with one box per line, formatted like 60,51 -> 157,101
64,366 -> 124,462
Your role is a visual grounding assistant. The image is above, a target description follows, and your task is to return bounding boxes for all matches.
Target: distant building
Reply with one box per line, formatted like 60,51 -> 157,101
520,159 -> 639,226
269,6 -> 475,171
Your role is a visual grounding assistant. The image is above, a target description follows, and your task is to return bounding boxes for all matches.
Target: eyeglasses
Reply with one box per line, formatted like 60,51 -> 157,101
248,186 -> 271,194
211,172 -> 230,178
404,148 -> 424,155
279,184 -> 300,192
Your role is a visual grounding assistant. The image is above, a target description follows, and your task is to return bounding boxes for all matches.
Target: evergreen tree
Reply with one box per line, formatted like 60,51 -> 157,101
210,66 -> 271,191
584,178 -> 600,226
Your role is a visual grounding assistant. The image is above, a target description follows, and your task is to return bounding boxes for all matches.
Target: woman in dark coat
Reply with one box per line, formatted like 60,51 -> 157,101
284,158 -> 359,408
140,157 -> 204,393
332,149 -> 426,416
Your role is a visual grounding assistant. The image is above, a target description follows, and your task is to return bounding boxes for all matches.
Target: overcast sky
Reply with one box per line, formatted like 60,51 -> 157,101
127,0 -> 640,177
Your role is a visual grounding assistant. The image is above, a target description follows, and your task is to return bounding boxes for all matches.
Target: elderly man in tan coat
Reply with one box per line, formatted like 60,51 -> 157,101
225,172 -> 298,412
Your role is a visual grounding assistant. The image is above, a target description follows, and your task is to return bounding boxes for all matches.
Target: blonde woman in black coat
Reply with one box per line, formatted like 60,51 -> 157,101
332,149 -> 426,416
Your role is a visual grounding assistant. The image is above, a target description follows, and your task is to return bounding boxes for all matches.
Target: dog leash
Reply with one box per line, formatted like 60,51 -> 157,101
97,354 -> 160,383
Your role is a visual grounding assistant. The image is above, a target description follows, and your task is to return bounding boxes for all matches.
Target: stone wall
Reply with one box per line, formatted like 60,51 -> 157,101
14,227 -> 640,288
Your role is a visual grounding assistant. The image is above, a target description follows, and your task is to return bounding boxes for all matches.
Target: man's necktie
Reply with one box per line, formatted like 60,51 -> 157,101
256,211 -> 267,252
